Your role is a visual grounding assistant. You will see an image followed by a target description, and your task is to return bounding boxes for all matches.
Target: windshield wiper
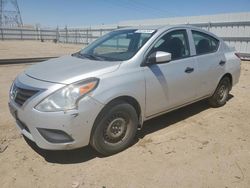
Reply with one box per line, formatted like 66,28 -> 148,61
72,52 -> 103,61
71,52 -> 80,57
94,55 -> 122,61
72,52 -> 121,61
82,54 -> 101,60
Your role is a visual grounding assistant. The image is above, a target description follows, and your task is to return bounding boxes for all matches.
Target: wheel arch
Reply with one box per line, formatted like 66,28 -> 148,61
221,73 -> 233,90
90,95 -> 143,142
104,96 -> 142,120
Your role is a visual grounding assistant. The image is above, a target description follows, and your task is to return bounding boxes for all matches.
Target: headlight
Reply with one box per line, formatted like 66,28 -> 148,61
35,78 -> 99,112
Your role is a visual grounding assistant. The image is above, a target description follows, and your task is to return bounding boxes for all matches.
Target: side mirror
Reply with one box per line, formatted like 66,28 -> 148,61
147,51 -> 172,64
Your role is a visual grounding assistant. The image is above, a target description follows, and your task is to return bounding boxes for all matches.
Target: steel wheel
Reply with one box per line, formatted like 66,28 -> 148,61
103,115 -> 128,144
91,101 -> 138,156
216,84 -> 229,102
209,77 -> 231,107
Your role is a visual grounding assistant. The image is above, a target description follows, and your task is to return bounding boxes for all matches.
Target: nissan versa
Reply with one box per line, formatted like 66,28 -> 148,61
9,25 -> 241,155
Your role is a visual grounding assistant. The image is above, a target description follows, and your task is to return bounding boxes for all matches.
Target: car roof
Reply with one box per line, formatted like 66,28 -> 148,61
117,24 -> 219,40
118,24 -> 200,31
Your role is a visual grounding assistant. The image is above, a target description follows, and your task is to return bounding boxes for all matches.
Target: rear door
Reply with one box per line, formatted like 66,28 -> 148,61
144,29 -> 199,117
191,30 -> 226,97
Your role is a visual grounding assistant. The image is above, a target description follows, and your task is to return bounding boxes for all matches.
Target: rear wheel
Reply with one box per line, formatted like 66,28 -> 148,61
90,102 -> 138,156
208,77 -> 231,107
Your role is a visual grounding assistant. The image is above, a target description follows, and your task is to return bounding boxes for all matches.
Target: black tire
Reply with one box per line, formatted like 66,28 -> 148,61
90,101 -> 138,156
208,77 -> 231,108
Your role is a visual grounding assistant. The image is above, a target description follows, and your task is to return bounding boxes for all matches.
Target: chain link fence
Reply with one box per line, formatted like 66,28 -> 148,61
0,26 -> 116,45
0,22 -> 250,58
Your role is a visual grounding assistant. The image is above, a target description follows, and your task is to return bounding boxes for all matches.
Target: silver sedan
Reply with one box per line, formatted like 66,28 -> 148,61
9,25 -> 241,155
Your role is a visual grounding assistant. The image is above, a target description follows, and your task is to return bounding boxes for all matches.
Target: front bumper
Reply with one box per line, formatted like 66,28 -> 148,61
8,74 -> 104,150
9,96 -> 104,150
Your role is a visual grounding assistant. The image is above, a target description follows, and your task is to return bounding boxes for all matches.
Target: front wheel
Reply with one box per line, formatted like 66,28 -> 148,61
90,102 -> 138,156
208,77 -> 231,107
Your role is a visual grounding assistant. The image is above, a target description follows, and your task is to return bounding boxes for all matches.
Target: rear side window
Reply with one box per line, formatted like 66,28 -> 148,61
192,30 -> 219,55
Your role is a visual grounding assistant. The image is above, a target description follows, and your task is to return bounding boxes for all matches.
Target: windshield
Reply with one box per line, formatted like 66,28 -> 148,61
77,29 -> 156,61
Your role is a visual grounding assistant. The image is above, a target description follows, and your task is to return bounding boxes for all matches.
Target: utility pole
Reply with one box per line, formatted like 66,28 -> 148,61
0,0 -> 23,27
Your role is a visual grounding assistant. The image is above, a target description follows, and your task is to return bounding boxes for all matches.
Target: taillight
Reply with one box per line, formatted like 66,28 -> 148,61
235,53 -> 241,59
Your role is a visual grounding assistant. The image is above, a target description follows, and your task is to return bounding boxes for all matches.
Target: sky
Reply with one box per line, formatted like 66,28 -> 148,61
15,0 -> 250,27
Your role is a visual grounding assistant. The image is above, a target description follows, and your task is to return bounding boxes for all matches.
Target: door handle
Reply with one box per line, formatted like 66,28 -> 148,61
185,67 -> 194,73
219,60 -> 226,66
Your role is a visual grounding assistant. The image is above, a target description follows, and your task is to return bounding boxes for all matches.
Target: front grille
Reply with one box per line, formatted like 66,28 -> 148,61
12,84 -> 39,106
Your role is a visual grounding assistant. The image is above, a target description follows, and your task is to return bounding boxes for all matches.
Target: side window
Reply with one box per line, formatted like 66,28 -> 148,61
151,30 -> 190,60
192,30 -> 219,55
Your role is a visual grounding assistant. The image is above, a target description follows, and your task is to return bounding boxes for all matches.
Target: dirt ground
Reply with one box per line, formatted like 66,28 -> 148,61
0,60 -> 250,187
0,41 -> 82,59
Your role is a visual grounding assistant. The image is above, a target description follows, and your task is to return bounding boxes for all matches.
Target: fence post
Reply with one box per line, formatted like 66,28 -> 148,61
40,27 -> 43,42
65,26 -> 68,43
35,25 -> 39,40
86,28 -> 89,45
208,22 -> 211,32
56,26 -> 59,42
75,29 -> 77,44
20,27 -> 23,40
0,27 -> 3,40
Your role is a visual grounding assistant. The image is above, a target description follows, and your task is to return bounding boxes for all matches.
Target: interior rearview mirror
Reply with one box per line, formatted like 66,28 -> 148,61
147,51 -> 172,64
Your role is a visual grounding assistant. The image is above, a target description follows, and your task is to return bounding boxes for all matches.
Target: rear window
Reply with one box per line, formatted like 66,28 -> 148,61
192,30 -> 219,55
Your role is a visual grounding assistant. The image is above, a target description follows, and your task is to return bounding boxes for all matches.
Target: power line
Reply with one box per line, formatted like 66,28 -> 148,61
126,0 -> 165,16
128,0 -> 179,17
105,0 -> 165,18
124,0 -> 166,17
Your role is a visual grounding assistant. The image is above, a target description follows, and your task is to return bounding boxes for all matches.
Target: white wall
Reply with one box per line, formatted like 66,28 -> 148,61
118,12 -> 250,54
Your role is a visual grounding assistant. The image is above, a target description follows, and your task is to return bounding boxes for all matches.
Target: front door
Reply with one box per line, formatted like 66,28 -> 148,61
144,29 -> 199,117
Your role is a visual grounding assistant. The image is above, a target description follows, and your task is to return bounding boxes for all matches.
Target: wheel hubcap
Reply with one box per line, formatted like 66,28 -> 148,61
104,117 -> 127,143
218,84 -> 228,101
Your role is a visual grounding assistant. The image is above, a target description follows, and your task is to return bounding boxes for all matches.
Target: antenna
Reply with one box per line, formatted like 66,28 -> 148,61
0,0 -> 23,27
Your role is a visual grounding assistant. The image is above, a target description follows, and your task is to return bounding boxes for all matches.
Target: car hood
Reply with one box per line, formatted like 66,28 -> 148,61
25,55 -> 121,84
